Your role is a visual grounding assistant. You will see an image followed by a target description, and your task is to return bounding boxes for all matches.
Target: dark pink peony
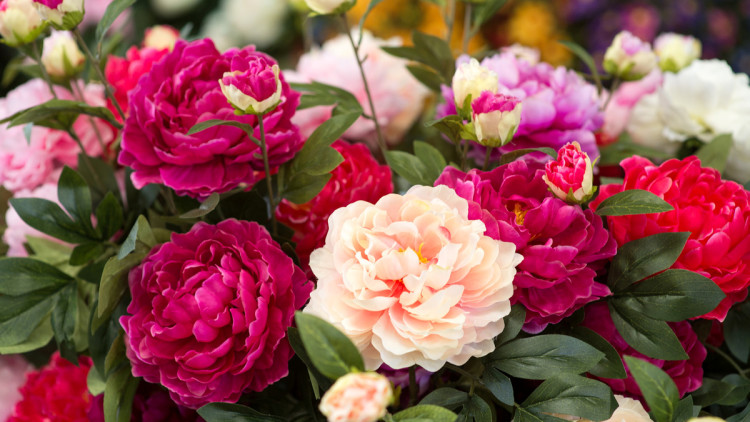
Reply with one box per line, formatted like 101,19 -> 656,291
581,302 -> 705,399
590,156 -> 750,321
435,159 -> 617,333
118,39 -> 303,199
275,140 -> 393,272
9,352 -> 93,422
121,219 -> 312,408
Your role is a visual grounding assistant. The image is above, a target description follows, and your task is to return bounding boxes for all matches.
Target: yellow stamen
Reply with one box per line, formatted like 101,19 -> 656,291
513,203 -> 528,226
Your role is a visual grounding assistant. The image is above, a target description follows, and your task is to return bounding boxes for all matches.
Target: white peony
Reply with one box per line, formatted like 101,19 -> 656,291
200,0 -> 289,50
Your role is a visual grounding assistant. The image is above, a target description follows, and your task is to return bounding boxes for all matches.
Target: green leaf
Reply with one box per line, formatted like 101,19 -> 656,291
559,40 -> 602,94
9,197 -> 95,244
69,242 -> 105,266
281,174 -> 332,205
568,327 -> 627,379
51,283 -> 78,362
58,166 -> 95,234
117,215 -> 157,259
0,257 -> 74,295
421,387 -> 469,410
77,154 -> 121,211
489,335 -> 605,380
287,327 -> 329,398
385,150 -> 431,186
198,403 -> 286,422
727,401 -> 750,422
179,193 -> 220,219
0,99 -> 120,130
521,375 -> 616,422
608,301 -> 687,360
95,0 -> 136,52
691,378 -> 736,407
290,82 -> 364,116
624,356 -> 679,422
613,269 -> 725,321
695,134 -> 733,173
457,395 -> 492,422
514,407 -> 567,422
425,114 -> 464,144
294,312 -> 365,380
0,296 -> 56,347
97,253 -> 143,321
607,232 -> 690,292
407,65 -> 444,91
103,365 -> 139,422
186,120 -> 258,145
724,300 -> 750,363
498,147 -> 557,166
472,0 -> 509,28
414,141 -> 448,184
358,0 -> 385,37
393,405 -> 458,422
673,395 -> 698,421
716,374 -> 750,406
0,317 -> 53,354
95,192 -> 124,240
495,305 -> 526,346
411,31 -> 455,81
595,189 -> 674,216
482,367 -> 513,405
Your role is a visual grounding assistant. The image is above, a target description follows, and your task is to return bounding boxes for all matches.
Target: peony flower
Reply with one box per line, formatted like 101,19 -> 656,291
8,352 -> 93,422
286,31 -> 429,148
0,79 -> 116,193
105,44 -> 173,118
305,0 -> 354,15
118,38 -> 303,199
654,33 -> 701,73
41,30 -> 85,80
319,372 -> 393,422
603,31 -> 658,81
0,355 -> 33,422
219,56 -> 282,115
437,52 -> 603,162
452,58 -> 498,109
31,0 -> 83,28
88,384 -> 204,422
0,0 -> 45,46
199,0 -> 289,51
626,60 -> 750,183
143,25 -> 179,50
471,91 -> 522,147
590,156 -> 750,321
601,69 -> 662,143
275,140 -> 393,273
500,43 -> 540,65
581,302 -> 705,399
305,185 -> 522,372
3,181 -> 65,256
435,160 -> 616,333
542,141 -> 595,203
121,219 -> 313,408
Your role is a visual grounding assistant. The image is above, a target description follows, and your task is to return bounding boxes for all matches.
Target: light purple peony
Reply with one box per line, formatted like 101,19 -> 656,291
435,159 -> 617,333
438,52 -> 603,162
119,39 -> 303,199
120,219 -> 312,408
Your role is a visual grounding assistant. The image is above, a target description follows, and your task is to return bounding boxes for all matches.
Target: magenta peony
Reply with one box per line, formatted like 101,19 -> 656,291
121,219 -> 313,408
435,160 -> 617,333
118,38 -> 303,199
581,302 -> 705,399
590,156 -> 750,321
542,141 -> 595,203
8,352 -> 93,422
471,91 -> 522,147
275,140 -> 393,272
438,52 -> 603,161
0,79 -> 116,193
219,54 -> 282,115
304,185 -> 522,372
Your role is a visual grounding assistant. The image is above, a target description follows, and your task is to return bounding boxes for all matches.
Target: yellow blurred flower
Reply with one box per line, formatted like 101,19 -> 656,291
504,0 -> 571,65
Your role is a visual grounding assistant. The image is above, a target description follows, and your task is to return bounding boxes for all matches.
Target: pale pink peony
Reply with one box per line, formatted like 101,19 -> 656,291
304,185 -> 522,372
542,141 -> 595,203
0,355 -> 33,422
319,372 -> 392,422
601,69 -> 662,143
3,181 -> 62,257
0,79 -> 116,193
286,31 -> 430,148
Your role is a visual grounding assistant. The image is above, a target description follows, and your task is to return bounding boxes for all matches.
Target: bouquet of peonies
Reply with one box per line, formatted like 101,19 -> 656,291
1,0 -> 750,421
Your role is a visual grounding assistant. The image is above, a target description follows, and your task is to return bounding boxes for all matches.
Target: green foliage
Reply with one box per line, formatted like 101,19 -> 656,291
179,193 -> 220,219
421,388 -> 492,422
294,312 -> 365,380
382,31 -> 455,90
624,356 -> 679,422
724,300 -> 750,363
567,327 -> 627,379
198,403 -> 286,422
481,368 -> 513,405
0,99 -> 120,130
95,0 -> 136,52
607,232 -> 690,291
495,304 -> 526,346
392,405 -> 458,422
695,134 -> 733,173
290,81 -> 364,116
517,375 -> 616,422
385,141 -> 447,186
595,189 -> 674,216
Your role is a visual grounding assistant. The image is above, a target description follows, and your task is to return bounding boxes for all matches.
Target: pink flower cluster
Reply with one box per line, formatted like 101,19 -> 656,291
0,355 -> 32,422
436,159 -> 617,333
121,219 -> 312,408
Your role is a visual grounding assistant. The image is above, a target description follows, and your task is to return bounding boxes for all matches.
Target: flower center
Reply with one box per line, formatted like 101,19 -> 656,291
513,203 -> 528,226
399,243 -> 431,264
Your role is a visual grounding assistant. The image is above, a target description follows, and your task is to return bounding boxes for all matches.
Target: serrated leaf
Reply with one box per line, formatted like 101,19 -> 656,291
521,375 -> 616,422
624,356 -> 679,422
393,405 -> 457,422
490,335 -> 605,380
95,0 -> 136,51
607,232 -> 690,292
695,134 -> 733,173
294,312 -> 364,380
569,327 -> 627,379
608,301 -> 687,360
198,403 -> 286,422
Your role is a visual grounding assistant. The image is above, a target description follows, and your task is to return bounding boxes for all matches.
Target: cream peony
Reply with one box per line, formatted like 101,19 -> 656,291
626,59 -> 750,183
305,185 -> 522,372
452,58 -> 499,108
319,372 -> 392,422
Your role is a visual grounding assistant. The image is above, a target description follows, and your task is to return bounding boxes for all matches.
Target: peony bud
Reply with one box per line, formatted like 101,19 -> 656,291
305,0 -> 356,15
0,0 -> 45,46
542,141 -> 595,203
31,0 -> 83,29
452,58 -> 498,110
219,55 -> 283,115
319,372 -> 393,422
654,33 -> 701,73
471,91 -> 522,147
603,31 -> 657,81
143,25 -> 180,51
41,30 -> 84,80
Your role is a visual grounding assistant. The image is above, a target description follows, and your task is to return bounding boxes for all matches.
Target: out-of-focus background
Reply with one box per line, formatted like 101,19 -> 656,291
2,0 -> 749,94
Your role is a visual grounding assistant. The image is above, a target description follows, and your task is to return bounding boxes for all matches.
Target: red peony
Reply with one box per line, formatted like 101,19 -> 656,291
105,46 -> 172,118
590,156 -> 750,321
9,353 -> 93,422
275,140 -> 393,271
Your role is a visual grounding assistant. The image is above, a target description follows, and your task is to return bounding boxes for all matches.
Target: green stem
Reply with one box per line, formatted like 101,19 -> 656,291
445,0 -> 455,45
70,80 -> 108,158
601,76 -> 621,111
462,3 -> 472,54
341,15 -> 387,156
409,366 -> 418,406
73,28 -> 126,122
30,42 -> 58,99
445,363 -> 483,383
461,140 -> 471,171
259,117 -> 278,236
482,147 -> 492,171
707,344 -> 748,379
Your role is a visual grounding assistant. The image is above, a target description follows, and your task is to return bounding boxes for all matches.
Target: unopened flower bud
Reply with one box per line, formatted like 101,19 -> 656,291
542,141 -> 595,203
143,25 -> 179,51
32,0 -> 83,29
471,91 -> 521,147
305,0 -> 355,15
41,30 -> 84,80
654,33 -> 701,73
603,31 -> 657,81
452,58 -> 498,109
319,372 -> 393,422
219,56 -> 282,115
0,0 -> 45,46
